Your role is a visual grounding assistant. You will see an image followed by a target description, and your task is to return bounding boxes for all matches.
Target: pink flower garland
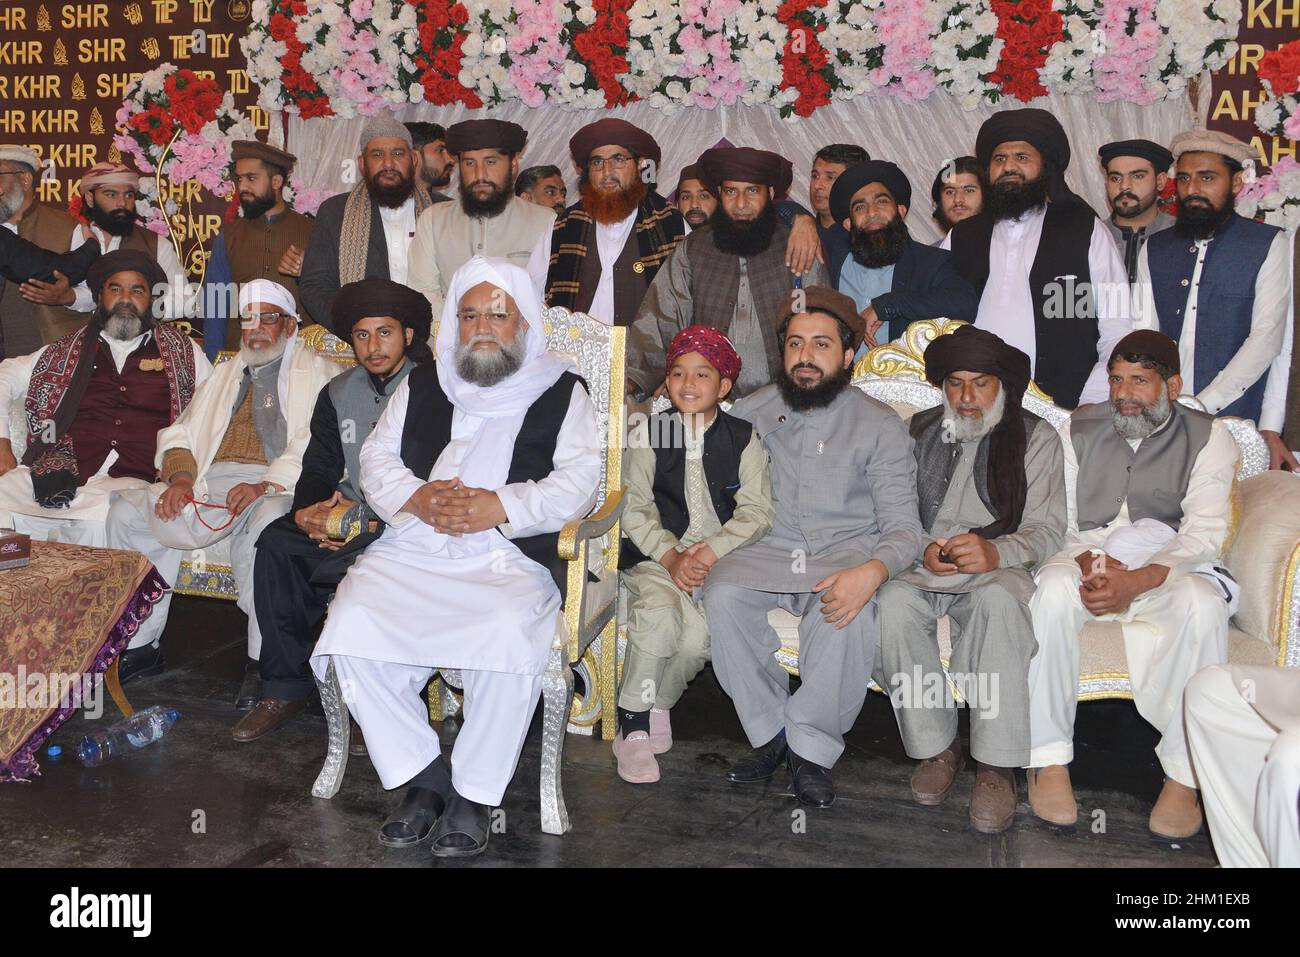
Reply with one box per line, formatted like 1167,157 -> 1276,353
676,0 -> 744,108
508,1 -> 571,108
1092,0 -> 1162,103
330,12 -> 399,115
868,0 -> 936,101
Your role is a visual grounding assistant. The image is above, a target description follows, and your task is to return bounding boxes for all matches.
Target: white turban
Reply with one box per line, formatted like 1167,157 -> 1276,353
238,278 -> 298,319
433,255 -> 574,493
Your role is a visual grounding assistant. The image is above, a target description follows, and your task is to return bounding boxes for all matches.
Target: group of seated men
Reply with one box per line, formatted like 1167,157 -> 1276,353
0,105 -> 1295,865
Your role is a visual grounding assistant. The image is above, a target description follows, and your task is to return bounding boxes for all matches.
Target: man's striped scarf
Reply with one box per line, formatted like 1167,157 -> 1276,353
338,182 -> 435,286
545,192 -> 683,310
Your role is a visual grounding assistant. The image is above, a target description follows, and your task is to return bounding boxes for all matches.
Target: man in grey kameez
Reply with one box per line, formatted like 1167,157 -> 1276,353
704,287 -> 923,808
874,325 -> 1065,833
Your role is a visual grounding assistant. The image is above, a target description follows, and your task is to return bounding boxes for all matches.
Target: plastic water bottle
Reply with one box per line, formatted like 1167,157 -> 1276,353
77,706 -> 180,767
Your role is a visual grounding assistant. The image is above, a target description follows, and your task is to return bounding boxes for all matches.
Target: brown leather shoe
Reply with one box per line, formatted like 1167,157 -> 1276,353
232,698 -> 307,742
349,723 -> 368,757
1027,764 -> 1078,826
1149,779 -> 1203,839
910,736 -> 964,806
969,764 -> 1017,834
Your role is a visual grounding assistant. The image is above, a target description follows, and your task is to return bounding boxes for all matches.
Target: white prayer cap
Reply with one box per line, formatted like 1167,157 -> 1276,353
435,256 -> 571,415
0,145 -> 41,173
238,278 -> 298,320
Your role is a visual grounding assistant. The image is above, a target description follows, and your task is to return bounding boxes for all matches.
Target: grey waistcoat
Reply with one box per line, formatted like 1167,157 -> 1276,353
328,359 -> 413,503
232,355 -> 288,463
1070,401 -> 1214,531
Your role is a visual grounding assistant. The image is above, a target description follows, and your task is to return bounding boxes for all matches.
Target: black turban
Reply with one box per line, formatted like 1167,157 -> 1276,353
1098,139 -> 1173,173
1110,329 -> 1179,375
444,119 -> 527,156
924,324 -> 1032,541
569,119 -> 660,166
829,160 -> 913,224
85,249 -> 168,301
332,278 -> 432,362
697,147 -> 793,199
976,108 -> 1085,207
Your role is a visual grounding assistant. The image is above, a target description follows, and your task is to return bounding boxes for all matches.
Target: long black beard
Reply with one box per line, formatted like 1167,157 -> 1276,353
239,190 -> 277,221
459,178 -> 513,219
988,172 -> 1050,222
776,361 -> 851,412
710,199 -> 778,257
86,202 -> 137,238
849,215 -> 910,268
366,172 -> 416,209
1174,195 -> 1234,241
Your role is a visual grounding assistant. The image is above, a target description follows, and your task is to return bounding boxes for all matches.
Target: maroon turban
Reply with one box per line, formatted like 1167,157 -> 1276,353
696,147 -> 793,198
667,325 -> 741,384
569,119 -> 661,166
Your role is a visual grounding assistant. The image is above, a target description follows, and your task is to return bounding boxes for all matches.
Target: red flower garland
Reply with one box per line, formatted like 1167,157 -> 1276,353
987,0 -> 1062,102
571,0 -> 636,109
270,1 -> 334,118
164,70 -> 224,134
1258,39 -> 1300,97
777,0 -> 832,118
407,0 -> 483,107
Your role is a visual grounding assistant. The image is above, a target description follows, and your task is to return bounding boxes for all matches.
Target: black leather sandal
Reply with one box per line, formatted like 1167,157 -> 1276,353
378,786 -> 446,848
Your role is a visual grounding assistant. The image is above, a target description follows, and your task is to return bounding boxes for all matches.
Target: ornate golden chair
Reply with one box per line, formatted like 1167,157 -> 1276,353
309,308 -> 626,836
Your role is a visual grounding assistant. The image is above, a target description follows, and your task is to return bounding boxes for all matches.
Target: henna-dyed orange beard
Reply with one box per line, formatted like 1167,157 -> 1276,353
580,177 -> 646,225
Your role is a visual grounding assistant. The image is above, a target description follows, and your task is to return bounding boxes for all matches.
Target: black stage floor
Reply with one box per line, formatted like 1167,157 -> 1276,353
2,595 -> 1220,867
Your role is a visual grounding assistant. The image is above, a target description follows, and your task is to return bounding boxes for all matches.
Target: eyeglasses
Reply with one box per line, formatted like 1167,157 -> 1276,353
240,311 -> 289,327
457,309 -> 520,323
589,154 -> 634,171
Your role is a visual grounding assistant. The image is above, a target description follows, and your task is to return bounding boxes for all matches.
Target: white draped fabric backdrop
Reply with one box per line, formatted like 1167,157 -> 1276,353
282,88 -> 1203,245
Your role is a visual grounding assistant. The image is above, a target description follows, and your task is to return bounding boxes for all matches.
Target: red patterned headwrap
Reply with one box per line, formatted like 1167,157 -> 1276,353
666,325 -> 741,384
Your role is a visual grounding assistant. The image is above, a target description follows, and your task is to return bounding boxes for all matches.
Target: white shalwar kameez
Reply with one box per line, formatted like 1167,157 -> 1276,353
311,257 -> 601,807
1186,664 -> 1300,868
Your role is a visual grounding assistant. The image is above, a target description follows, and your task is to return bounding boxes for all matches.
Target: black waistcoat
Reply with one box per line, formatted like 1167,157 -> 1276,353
399,363 -> 586,598
950,202 -> 1099,408
619,409 -> 753,569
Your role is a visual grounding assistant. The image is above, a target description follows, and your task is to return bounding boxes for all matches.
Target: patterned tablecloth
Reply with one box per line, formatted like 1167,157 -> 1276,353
0,541 -> 166,781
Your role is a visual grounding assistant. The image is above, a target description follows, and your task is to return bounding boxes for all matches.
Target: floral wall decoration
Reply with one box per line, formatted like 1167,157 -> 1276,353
1242,39 -> 1300,231
241,0 -> 1241,120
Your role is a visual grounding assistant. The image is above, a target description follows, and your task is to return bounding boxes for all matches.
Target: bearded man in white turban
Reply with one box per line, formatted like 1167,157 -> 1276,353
105,279 -> 340,688
311,256 -> 602,859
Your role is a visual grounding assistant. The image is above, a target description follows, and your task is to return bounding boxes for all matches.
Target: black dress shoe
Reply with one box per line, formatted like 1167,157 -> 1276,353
378,786 -> 446,848
117,643 -> 165,685
725,732 -> 789,784
788,751 -> 835,807
234,660 -> 262,711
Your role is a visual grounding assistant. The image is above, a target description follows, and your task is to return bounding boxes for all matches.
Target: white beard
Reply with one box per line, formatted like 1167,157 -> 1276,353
240,335 -> 288,368
942,387 -> 1007,443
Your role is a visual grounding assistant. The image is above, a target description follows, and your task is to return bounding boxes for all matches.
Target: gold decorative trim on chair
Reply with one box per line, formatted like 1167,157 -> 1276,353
851,317 -> 1054,405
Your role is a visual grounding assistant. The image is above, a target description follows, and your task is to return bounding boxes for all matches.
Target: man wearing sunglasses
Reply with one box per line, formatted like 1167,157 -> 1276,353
106,280 -> 341,693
